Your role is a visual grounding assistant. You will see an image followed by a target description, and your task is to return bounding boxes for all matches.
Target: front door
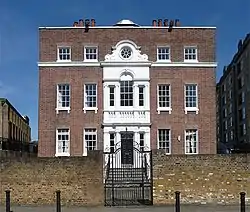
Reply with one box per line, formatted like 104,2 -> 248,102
121,132 -> 133,165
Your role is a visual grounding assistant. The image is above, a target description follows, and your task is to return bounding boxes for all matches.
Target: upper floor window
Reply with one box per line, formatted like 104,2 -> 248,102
57,47 -> 71,61
157,84 -> 172,114
185,129 -> 198,154
84,46 -> 98,61
120,81 -> 133,106
185,84 -> 198,113
139,86 -> 145,106
56,84 -> 70,113
157,47 -> 170,61
84,84 -> 97,112
56,128 -> 70,156
109,86 -> 115,107
184,47 -> 198,61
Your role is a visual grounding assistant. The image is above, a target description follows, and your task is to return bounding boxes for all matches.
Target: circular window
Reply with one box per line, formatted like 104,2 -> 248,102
120,47 -> 132,59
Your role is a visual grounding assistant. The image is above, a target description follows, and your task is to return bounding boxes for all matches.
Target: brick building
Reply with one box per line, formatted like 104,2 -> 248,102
38,18 -> 217,158
217,33 -> 250,152
0,98 -> 31,150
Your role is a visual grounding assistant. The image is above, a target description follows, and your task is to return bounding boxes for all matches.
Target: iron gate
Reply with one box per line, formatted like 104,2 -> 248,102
103,139 -> 153,206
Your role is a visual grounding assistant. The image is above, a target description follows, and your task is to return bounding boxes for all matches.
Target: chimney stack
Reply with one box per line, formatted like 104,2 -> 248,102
73,21 -> 78,27
79,19 -> 84,26
158,19 -> 162,27
164,19 -> 168,26
91,19 -> 96,27
152,20 -> 157,27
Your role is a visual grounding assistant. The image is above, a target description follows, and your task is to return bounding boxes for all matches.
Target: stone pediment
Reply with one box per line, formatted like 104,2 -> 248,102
104,40 -> 148,62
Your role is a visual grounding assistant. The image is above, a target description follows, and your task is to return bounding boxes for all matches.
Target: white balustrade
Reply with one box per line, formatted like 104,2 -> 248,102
103,110 -> 150,124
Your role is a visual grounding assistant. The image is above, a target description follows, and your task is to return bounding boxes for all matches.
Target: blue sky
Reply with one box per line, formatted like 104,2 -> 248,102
0,0 -> 249,140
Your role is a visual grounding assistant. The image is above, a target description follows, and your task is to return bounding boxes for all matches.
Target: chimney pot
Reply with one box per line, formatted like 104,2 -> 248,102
73,21 -> 78,27
152,20 -> 157,27
79,19 -> 84,26
169,20 -> 174,27
175,19 -> 180,26
85,19 -> 90,26
158,19 -> 162,26
91,19 -> 96,27
164,19 -> 168,26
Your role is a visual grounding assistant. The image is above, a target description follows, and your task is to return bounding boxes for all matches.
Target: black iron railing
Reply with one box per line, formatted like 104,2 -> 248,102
0,137 -> 38,153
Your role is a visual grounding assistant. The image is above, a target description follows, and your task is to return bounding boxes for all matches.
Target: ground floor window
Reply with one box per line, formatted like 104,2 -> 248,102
84,128 -> 97,150
56,128 -> 70,155
185,129 -> 198,154
158,129 -> 171,154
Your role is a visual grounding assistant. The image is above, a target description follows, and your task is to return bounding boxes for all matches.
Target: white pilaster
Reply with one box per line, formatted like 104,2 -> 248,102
115,84 -> 120,109
103,131 -> 110,152
134,83 -> 139,109
103,83 -> 109,109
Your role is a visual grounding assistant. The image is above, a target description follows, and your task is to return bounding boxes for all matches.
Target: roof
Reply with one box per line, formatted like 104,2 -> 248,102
0,98 -> 30,124
39,26 -> 216,29
39,19 -> 216,29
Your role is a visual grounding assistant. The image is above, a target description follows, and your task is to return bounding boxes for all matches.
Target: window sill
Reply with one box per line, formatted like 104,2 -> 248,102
156,60 -> 171,63
185,107 -> 199,114
185,152 -> 198,155
56,107 -> 70,114
184,60 -> 198,63
157,107 -> 172,114
83,59 -> 98,62
56,60 -> 72,63
83,107 -> 98,113
55,153 -> 70,157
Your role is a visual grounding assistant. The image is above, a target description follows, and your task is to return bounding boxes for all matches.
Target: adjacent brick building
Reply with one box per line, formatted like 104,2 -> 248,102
38,18 -> 217,158
0,98 -> 31,150
217,33 -> 250,152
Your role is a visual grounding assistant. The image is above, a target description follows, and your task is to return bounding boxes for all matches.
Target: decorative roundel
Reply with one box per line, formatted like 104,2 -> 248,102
120,47 -> 132,59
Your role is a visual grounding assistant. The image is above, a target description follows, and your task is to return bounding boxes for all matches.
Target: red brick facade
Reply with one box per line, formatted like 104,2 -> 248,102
38,23 -> 216,157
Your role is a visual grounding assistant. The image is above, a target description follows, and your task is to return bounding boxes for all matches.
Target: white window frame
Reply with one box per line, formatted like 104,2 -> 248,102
83,84 -> 98,113
109,86 -> 115,107
138,85 -> 145,107
57,46 -> 71,62
157,46 -> 171,61
120,80 -> 134,108
55,128 -> 70,157
184,84 -> 199,114
157,129 -> 171,154
184,46 -> 198,62
185,129 -> 198,154
83,128 -> 97,156
157,84 -> 172,114
84,46 -> 98,62
139,133 -> 145,151
56,84 -> 70,114
109,133 -> 115,153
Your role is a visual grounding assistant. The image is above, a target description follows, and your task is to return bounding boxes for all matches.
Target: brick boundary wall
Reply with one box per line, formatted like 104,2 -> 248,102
0,151 -> 104,206
153,151 -> 250,205
0,151 -> 249,206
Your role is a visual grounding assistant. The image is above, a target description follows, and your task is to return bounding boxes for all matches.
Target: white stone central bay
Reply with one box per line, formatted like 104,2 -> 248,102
102,40 -> 151,168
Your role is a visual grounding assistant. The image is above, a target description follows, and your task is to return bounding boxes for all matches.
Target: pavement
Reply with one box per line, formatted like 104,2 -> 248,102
0,205 -> 249,212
